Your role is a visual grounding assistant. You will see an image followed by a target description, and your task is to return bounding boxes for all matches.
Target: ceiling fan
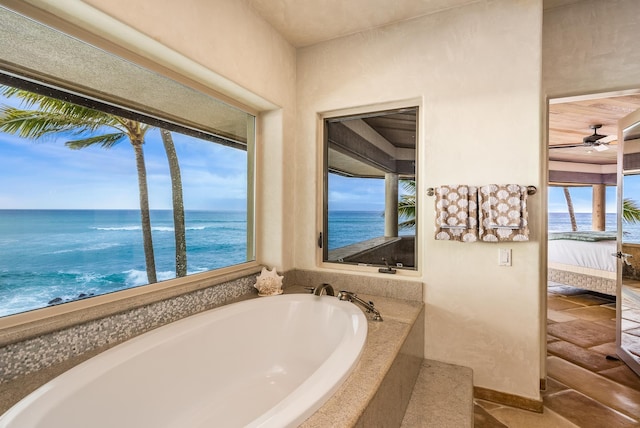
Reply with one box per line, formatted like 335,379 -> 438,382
549,124 -> 616,151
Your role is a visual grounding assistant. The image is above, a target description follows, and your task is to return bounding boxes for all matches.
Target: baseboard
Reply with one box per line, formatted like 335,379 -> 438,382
474,386 -> 543,413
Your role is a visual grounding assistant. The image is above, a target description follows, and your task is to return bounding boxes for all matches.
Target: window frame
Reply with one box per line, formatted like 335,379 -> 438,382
318,99 -> 422,275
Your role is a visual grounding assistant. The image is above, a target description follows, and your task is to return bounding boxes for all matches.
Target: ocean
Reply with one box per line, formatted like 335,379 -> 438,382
0,210 -> 249,317
0,210 -> 632,318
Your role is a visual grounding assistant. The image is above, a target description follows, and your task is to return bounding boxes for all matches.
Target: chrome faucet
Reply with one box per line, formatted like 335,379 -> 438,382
313,283 -> 335,296
337,290 -> 383,321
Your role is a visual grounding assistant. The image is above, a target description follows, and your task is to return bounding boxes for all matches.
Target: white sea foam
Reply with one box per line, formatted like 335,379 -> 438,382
94,226 -> 141,231
123,269 -> 176,286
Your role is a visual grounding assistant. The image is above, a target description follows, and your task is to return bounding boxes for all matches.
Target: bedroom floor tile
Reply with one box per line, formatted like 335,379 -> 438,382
548,309 -> 579,323
598,365 -> 640,392
563,293 -> 615,306
544,390 -> 640,428
564,305 -> 616,321
548,297 -> 585,311
589,341 -> 618,357
547,356 -> 640,420
547,319 -> 616,348
547,340 -> 623,372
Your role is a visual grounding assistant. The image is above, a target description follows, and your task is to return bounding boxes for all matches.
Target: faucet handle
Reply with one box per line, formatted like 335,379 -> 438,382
303,286 -> 315,294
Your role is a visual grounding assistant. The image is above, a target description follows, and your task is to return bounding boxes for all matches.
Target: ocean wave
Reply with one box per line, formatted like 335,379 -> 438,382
123,269 -> 176,286
93,226 -> 140,231
50,242 -> 122,254
94,225 -> 209,232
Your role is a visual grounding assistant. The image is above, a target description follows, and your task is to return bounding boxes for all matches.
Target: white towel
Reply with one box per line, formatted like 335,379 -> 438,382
434,185 -> 478,242
479,184 -> 529,242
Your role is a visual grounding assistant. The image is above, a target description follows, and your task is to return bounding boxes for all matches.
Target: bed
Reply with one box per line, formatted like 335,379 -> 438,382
547,231 -> 617,296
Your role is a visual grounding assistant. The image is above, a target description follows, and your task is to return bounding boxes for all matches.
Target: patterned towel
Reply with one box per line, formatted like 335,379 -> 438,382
434,185 -> 478,242
478,184 -> 529,242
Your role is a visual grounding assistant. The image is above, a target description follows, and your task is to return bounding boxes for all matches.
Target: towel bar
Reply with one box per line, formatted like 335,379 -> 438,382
426,185 -> 537,196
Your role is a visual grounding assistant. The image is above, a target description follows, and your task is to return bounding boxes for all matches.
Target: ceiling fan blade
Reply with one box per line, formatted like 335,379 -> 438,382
549,144 -> 584,149
600,135 -> 617,144
593,144 -> 609,152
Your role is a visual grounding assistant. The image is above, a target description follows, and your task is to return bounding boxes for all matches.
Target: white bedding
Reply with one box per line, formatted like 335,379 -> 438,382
547,239 -> 617,272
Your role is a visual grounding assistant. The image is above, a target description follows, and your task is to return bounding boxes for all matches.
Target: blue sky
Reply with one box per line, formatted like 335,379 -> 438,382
548,185 -> 617,213
0,121 -> 248,210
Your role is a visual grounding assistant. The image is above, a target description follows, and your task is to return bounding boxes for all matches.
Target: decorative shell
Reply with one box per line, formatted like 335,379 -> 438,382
254,267 -> 284,296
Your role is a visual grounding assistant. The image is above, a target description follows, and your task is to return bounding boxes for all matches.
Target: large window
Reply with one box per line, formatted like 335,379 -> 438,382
0,7 -> 255,318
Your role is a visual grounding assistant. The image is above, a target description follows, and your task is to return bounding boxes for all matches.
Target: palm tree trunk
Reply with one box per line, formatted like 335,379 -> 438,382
160,129 -> 187,277
132,140 -> 157,284
563,186 -> 578,232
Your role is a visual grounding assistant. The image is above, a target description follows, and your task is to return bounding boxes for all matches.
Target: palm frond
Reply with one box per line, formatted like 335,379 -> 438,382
623,198 -> 640,224
65,132 -> 127,150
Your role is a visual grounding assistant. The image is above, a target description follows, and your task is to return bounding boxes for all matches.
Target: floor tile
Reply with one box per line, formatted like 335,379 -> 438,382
474,404 -> 508,428
541,377 -> 570,397
547,334 -> 560,343
624,319 -> 640,331
589,341 -> 618,357
548,297 -> 585,311
547,309 -> 579,323
487,405 -> 580,428
595,318 -> 617,329
547,356 -> 640,420
623,310 -> 640,324
547,340 -> 622,372
564,293 -> 615,306
547,319 -> 615,348
598,365 -> 640,392
565,305 -> 616,322
545,390 -> 640,428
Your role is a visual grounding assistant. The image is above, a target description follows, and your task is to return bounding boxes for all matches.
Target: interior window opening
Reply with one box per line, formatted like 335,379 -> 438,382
323,107 -> 417,270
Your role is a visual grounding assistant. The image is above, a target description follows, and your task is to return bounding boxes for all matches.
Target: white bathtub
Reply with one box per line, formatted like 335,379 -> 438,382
0,293 -> 367,428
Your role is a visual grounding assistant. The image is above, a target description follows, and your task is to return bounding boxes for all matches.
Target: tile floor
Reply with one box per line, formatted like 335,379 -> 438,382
474,283 -> 640,427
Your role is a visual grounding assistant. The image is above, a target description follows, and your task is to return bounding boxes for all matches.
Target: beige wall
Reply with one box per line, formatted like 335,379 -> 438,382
544,0 -> 640,99
297,0 -> 544,400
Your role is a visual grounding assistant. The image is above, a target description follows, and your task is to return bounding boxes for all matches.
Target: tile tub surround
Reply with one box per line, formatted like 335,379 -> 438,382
285,268 -> 423,302
0,272 -> 259,412
297,290 -> 425,427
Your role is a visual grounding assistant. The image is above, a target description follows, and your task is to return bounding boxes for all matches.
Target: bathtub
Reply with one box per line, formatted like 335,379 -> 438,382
0,293 -> 368,428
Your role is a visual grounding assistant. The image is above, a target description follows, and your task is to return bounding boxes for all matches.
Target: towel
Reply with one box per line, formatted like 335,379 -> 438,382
479,184 -> 529,242
434,185 -> 478,242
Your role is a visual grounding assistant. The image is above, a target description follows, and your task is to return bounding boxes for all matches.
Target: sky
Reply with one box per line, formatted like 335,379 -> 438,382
0,100 -> 249,210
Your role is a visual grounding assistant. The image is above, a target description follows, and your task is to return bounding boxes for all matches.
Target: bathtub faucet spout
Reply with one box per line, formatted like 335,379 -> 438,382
337,291 -> 383,321
313,283 -> 335,296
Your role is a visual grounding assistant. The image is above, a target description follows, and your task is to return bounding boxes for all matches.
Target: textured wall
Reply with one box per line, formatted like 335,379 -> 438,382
296,0 -> 543,400
544,0 -> 640,98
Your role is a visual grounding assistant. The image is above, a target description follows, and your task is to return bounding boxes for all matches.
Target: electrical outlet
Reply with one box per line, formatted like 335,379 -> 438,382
499,248 -> 512,266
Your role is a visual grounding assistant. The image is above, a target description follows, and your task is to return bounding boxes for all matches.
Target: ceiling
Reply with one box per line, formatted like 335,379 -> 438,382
247,0 -> 584,48
549,93 -> 640,165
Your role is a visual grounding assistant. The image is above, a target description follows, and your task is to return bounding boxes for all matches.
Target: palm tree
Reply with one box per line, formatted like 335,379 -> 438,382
398,179 -> 416,230
159,129 -> 187,277
0,87 -> 163,282
562,186 -> 578,231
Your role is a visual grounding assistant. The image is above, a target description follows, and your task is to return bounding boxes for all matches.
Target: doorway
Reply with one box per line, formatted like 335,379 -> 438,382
545,92 -> 640,408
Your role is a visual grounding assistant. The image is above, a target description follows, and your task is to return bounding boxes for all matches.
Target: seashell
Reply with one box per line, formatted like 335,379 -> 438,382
254,267 -> 284,296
